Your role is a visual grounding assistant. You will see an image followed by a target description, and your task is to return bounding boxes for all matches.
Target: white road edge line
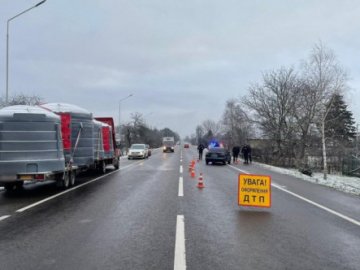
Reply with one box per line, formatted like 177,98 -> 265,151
174,215 -> 186,270
178,177 -> 184,197
0,215 -> 11,221
15,162 -> 139,213
180,165 -> 183,174
228,164 -> 360,227
272,183 -> 360,227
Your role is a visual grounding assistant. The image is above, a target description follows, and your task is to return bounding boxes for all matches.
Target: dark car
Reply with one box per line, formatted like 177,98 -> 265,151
205,147 -> 231,165
184,143 -> 190,148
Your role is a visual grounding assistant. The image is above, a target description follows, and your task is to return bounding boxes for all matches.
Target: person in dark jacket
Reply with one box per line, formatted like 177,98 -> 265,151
247,144 -> 252,164
232,146 -> 240,163
197,143 -> 205,160
241,145 -> 249,164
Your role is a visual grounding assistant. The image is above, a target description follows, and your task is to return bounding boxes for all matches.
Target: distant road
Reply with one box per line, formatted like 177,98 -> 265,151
0,145 -> 359,270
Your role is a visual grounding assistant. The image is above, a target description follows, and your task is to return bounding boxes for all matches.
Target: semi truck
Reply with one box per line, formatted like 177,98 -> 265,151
162,137 -> 175,152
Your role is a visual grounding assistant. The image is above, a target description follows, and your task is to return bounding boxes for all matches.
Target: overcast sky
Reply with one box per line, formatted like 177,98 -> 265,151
1,0 -> 360,138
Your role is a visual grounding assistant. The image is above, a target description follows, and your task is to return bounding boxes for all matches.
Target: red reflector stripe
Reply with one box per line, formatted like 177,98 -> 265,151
102,127 -> 110,152
60,113 -> 71,150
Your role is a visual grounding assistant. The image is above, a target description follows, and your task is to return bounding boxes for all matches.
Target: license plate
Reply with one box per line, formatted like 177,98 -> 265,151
19,175 -> 33,180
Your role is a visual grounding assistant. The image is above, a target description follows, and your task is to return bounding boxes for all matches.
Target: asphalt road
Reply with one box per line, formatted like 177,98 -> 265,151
0,146 -> 359,270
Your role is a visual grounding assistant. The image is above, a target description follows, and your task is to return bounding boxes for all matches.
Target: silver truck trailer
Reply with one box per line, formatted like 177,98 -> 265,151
41,103 -> 95,168
93,119 -> 115,173
0,105 -> 67,190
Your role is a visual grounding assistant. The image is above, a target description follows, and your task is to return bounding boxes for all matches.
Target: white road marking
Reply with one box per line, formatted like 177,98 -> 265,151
178,177 -> 184,197
272,183 -> 360,227
227,164 -> 250,174
229,165 -> 360,227
16,163 -> 139,213
0,215 -> 11,221
174,215 -> 186,270
180,166 -> 183,174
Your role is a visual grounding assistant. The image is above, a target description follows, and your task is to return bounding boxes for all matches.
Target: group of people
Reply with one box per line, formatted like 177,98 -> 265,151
232,144 -> 252,164
196,142 -> 252,164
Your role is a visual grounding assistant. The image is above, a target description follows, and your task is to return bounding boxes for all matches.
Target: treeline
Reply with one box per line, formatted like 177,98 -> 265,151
187,43 -> 358,178
119,112 -> 180,150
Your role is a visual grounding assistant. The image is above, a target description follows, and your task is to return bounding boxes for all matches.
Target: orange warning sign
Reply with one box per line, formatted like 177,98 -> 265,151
238,174 -> 271,208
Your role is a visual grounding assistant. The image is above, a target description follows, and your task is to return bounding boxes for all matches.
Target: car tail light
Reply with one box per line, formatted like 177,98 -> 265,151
60,113 -> 71,150
34,174 -> 45,180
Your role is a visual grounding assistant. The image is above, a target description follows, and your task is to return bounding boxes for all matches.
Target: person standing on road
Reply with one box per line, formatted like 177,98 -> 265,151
247,144 -> 252,164
232,145 -> 240,163
241,145 -> 249,164
198,143 -> 205,160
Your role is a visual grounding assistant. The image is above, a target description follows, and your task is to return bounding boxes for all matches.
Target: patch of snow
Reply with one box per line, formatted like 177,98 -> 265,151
255,162 -> 360,196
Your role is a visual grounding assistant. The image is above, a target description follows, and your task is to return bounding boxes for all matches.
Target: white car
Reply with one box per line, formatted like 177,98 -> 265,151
128,144 -> 148,159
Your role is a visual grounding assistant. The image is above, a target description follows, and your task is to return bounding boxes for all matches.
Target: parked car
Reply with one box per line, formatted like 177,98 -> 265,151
128,144 -> 148,159
145,144 -> 151,157
205,147 -> 231,165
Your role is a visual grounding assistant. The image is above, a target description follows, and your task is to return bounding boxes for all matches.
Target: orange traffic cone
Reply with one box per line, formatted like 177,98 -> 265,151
197,173 -> 205,188
189,163 -> 193,172
191,168 -> 196,178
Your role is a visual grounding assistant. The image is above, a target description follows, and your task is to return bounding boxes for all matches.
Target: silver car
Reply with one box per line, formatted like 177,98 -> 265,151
128,144 -> 148,159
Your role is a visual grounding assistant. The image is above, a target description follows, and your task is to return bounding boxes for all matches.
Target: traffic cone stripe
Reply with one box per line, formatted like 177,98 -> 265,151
197,173 -> 205,188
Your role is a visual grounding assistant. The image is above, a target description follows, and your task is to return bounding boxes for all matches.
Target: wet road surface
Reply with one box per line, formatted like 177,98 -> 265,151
0,146 -> 359,270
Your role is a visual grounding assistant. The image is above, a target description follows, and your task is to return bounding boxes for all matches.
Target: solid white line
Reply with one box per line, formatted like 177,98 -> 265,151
16,163 -> 139,213
228,165 -> 360,227
174,215 -> 186,270
0,215 -> 11,221
227,164 -> 250,174
180,166 -> 183,174
178,177 -> 184,197
272,183 -> 360,227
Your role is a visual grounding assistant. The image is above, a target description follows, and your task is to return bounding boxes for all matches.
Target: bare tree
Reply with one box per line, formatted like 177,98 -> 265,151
0,93 -> 43,108
201,119 -> 222,138
195,125 -> 204,144
302,42 -> 348,179
222,98 -> 251,147
243,67 -> 298,164
292,79 -> 320,166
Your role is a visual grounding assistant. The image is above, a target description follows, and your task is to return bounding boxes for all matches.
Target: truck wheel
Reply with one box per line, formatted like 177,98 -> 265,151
101,161 -> 107,174
69,171 -> 76,186
4,183 -> 15,191
57,172 -> 70,189
114,158 -> 120,170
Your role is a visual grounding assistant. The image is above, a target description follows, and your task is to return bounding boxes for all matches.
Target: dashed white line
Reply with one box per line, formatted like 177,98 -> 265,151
174,215 -> 186,270
228,164 -> 360,227
0,215 -> 11,221
180,165 -> 183,174
178,177 -> 184,197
